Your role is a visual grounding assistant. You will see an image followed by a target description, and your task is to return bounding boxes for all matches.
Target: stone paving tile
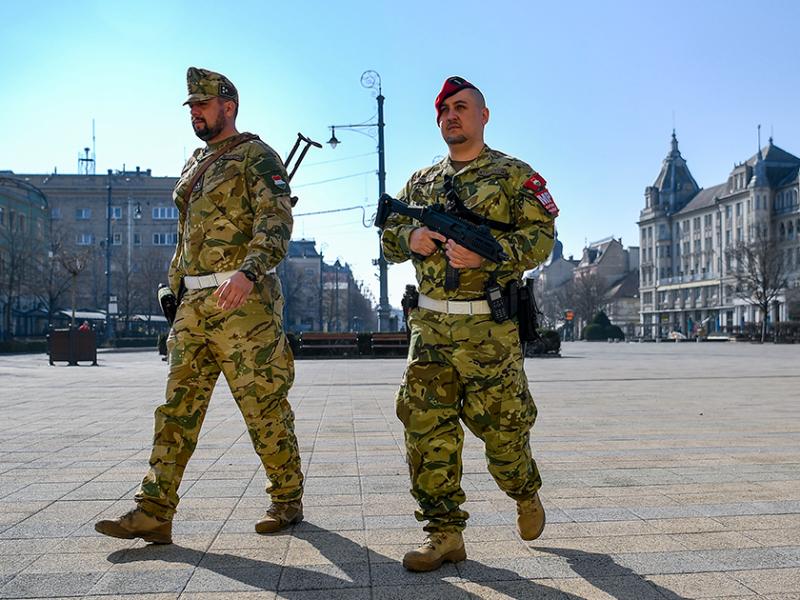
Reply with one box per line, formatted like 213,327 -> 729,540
647,572 -> 758,598
1,344 -> 799,599
731,567 -> 800,595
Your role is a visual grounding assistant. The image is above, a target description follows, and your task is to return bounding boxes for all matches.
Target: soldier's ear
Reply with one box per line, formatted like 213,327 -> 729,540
481,107 -> 490,126
222,99 -> 237,118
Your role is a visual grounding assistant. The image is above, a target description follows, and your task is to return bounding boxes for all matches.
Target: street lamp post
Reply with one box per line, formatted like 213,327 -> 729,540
327,70 -> 392,331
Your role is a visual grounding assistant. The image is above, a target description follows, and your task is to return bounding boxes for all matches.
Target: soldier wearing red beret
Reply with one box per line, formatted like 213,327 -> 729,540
381,76 -> 558,571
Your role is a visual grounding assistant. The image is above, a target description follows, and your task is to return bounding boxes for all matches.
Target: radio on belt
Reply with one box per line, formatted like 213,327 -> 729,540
485,279 -> 509,323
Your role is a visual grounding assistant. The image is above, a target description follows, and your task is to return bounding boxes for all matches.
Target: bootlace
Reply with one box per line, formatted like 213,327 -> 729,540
517,500 -> 536,516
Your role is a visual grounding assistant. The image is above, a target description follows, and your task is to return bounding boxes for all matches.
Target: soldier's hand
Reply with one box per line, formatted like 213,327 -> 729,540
445,239 -> 482,269
214,272 -> 254,311
410,227 -> 447,256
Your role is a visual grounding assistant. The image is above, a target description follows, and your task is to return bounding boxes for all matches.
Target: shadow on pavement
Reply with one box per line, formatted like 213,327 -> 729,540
106,524 -> 689,599
536,547 -> 692,600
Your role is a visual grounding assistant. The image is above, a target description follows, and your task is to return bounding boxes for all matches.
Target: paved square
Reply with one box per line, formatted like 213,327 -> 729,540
0,341 -> 798,599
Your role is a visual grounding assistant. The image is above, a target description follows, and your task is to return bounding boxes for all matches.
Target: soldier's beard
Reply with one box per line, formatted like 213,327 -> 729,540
193,111 -> 227,142
445,134 -> 468,146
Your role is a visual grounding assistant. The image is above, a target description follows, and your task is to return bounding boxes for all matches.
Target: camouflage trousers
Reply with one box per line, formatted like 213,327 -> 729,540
396,308 -> 541,533
136,283 -> 303,520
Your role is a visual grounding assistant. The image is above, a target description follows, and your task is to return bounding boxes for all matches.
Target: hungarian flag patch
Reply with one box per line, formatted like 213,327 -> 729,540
272,175 -> 287,189
534,189 -> 559,215
523,174 -> 547,191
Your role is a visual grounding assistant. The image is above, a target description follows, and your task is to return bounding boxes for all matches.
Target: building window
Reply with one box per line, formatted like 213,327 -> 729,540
725,205 -> 732,218
113,233 -> 122,245
736,228 -> 742,242
780,223 -> 786,242
76,234 -> 92,245
153,207 -> 179,220
37,219 -> 43,238
153,233 -> 178,245
108,207 -> 122,219
51,207 -> 60,219
736,203 -> 742,216
76,208 -> 91,219
756,195 -> 760,210
726,230 -> 731,245
134,233 -> 141,245
0,207 -> 4,228
17,214 -> 26,233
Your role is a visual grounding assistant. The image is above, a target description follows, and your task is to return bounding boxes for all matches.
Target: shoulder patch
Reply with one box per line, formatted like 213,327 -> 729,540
522,173 -> 547,192
271,174 -> 287,189
222,154 -> 244,162
534,189 -> 559,215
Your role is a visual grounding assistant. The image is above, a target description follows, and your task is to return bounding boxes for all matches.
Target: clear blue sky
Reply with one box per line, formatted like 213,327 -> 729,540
3,0 -> 799,309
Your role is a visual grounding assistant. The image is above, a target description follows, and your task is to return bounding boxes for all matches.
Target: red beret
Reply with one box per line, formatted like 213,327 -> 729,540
435,76 -> 478,121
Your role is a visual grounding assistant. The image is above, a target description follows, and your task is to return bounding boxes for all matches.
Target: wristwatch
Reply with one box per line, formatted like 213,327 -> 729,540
240,269 -> 258,283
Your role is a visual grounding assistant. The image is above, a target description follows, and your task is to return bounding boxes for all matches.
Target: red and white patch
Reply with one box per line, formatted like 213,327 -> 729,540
534,189 -> 559,215
523,174 -> 547,191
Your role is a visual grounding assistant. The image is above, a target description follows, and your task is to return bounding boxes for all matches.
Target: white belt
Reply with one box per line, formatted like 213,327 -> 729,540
184,268 -> 276,290
417,293 -> 491,315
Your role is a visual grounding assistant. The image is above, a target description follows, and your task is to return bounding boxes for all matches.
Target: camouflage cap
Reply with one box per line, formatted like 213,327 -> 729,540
183,67 -> 239,106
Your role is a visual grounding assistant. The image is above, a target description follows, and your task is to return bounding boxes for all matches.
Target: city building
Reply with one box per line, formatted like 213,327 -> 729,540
638,132 -> 800,338
0,176 -> 51,338
531,234 -> 639,338
2,168 -> 178,339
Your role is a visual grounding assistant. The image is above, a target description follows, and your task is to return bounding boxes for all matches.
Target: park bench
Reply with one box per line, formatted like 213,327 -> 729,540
370,332 -> 409,357
299,333 -> 359,358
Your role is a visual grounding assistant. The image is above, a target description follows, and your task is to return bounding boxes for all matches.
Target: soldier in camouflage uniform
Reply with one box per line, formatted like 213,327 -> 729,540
380,77 -> 558,571
95,67 -> 303,544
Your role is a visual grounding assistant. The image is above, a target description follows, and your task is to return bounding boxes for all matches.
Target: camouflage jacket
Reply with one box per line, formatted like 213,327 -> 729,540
380,145 -> 557,300
169,132 -> 293,292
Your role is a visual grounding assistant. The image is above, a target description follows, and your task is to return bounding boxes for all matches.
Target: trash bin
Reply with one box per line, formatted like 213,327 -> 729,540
47,328 -> 98,365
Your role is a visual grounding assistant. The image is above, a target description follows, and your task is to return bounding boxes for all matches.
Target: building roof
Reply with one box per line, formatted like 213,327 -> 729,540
746,140 -> 800,189
288,239 -> 320,258
674,182 -> 727,215
652,132 -> 700,197
605,269 -> 639,300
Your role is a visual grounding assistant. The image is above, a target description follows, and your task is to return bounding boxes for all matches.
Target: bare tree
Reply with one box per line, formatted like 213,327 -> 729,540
57,246 -> 96,328
0,215 -> 44,339
135,247 -> 170,330
33,220 -> 74,329
280,262 -> 320,332
570,272 -> 606,329
729,231 -> 797,343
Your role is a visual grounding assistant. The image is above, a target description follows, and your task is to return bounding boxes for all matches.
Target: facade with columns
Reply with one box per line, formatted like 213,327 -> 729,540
638,133 -> 800,338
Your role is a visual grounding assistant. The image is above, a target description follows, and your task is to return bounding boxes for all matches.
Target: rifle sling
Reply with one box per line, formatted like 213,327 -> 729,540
182,133 -> 259,220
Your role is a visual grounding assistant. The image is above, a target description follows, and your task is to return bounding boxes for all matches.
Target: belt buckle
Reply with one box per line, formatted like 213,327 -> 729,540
447,300 -> 469,315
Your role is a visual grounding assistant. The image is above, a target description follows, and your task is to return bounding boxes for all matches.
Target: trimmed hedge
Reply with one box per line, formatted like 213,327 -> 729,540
0,340 -> 47,354
582,311 -> 626,341
112,337 -> 158,348
524,328 -> 561,356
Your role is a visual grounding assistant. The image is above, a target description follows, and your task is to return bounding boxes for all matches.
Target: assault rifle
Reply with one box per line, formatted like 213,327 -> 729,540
374,195 -> 510,265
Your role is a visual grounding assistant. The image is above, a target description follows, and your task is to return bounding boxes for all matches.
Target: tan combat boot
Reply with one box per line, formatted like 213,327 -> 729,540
94,507 -> 172,544
402,531 -> 467,572
255,501 -> 304,533
516,492 -> 546,541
